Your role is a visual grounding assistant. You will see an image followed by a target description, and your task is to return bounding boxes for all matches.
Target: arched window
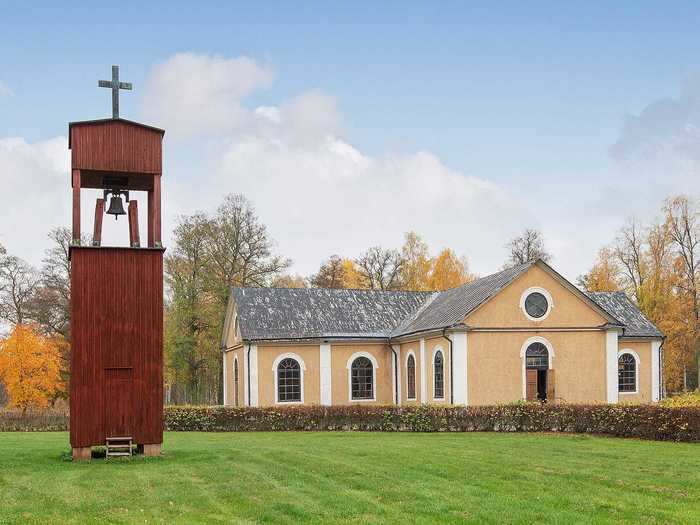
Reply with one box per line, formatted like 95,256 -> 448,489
351,357 -> 374,400
525,342 -> 549,369
434,350 -> 444,399
233,358 -> 239,406
407,354 -> 416,400
618,353 -> 637,393
277,358 -> 301,402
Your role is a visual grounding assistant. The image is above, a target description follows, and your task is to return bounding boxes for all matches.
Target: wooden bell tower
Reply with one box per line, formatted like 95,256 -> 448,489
69,66 -> 165,460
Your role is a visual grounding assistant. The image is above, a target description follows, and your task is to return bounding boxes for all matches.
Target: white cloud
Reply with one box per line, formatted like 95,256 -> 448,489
139,53 -> 532,276
609,75 -> 700,202
8,53 -> 691,283
140,53 -> 274,139
0,137 -> 147,266
0,137 -> 70,263
611,76 -> 700,164
214,132 -> 528,275
0,81 -> 12,97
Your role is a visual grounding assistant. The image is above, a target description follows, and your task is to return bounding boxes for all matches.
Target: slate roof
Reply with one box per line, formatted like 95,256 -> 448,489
586,291 -> 663,338
231,262 -> 663,341
231,287 -> 431,340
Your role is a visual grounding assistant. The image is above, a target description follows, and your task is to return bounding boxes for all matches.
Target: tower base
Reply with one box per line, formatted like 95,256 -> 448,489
72,447 -> 92,461
143,443 -> 162,456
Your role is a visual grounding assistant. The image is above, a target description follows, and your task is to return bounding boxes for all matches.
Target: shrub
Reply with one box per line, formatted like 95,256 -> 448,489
3,403 -> 698,442
164,404 -> 700,442
660,391 -> 700,408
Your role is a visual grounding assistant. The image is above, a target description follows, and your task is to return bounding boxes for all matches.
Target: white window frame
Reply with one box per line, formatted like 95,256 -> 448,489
272,352 -> 306,405
520,287 -> 554,322
617,349 -> 640,395
347,351 -> 378,402
405,350 -> 417,401
432,346 -> 446,400
520,336 -> 555,400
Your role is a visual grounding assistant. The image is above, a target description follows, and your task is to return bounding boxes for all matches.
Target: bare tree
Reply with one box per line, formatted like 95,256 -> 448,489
31,228 -> 76,338
665,197 -> 700,321
310,255 -> 346,288
164,194 -> 290,404
613,219 -> 646,304
504,228 -> 551,268
205,194 -> 291,303
355,246 -> 405,290
665,196 -> 700,387
0,254 -> 40,326
271,274 -> 307,288
164,213 -> 218,404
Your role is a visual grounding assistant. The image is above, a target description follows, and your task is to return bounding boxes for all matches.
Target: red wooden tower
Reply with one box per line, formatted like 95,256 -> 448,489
69,66 -> 164,460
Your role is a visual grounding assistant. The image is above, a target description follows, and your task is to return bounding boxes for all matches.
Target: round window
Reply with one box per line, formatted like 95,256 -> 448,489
524,292 -> 548,319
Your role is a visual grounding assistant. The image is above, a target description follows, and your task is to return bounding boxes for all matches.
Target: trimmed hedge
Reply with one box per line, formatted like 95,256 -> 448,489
3,404 -> 698,441
0,408 -> 69,432
164,404 -> 700,442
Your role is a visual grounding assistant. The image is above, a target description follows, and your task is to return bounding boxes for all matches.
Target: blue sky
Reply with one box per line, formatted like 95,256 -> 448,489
2,2 -> 699,279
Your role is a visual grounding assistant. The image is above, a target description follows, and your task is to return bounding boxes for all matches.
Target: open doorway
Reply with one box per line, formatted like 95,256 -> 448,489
526,342 -> 550,402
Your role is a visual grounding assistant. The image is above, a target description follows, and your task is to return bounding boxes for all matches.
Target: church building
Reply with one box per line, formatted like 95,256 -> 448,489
221,259 -> 663,407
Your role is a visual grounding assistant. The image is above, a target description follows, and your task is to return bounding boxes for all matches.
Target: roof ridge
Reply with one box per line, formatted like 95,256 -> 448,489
438,260 -> 535,293
390,291 -> 441,336
232,285 -> 432,294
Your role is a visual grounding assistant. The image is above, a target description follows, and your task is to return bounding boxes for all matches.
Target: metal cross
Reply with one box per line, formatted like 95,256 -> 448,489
98,65 -> 132,119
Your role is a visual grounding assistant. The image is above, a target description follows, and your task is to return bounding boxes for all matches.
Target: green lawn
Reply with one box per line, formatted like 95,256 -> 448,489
0,432 -> 699,524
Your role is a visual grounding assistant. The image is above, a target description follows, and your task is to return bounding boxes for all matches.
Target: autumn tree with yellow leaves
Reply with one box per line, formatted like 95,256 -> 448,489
428,248 -> 475,291
579,196 -> 700,392
0,325 -> 63,412
311,232 -> 475,292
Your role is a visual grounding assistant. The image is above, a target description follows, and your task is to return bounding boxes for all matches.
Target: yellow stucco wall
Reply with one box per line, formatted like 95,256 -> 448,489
467,330 -> 608,405
617,340 -> 653,403
330,344 -> 393,405
223,348 -> 244,406
223,336 -> 656,407
230,343 -> 394,407
397,337 -> 451,404
223,350 -> 233,405
466,264 -> 608,328
257,345 -> 321,406
425,337 -> 451,403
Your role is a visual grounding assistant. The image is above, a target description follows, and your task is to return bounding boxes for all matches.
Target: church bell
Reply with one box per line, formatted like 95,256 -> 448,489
106,191 -> 127,219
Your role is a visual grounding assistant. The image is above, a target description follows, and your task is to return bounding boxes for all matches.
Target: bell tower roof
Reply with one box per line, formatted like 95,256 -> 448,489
69,65 -> 164,249
68,117 -> 165,148
68,118 -> 164,187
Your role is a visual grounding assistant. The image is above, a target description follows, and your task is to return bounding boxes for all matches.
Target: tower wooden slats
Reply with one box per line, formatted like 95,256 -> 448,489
69,115 -> 165,460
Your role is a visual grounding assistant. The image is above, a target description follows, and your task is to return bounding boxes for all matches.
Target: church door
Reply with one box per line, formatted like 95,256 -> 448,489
105,367 -> 133,437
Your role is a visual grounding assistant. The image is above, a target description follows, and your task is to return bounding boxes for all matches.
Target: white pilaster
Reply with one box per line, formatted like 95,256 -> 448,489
392,344 -> 401,405
606,330 -> 619,404
243,345 -> 249,406
651,340 -> 661,402
249,344 -> 259,407
419,338 -> 427,403
451,332 -> 468,406
320,343 -> 332,406
222,352 -> 228,406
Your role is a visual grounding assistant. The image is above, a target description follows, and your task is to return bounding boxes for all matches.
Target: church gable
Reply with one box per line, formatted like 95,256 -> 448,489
464,262 -> 615,328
